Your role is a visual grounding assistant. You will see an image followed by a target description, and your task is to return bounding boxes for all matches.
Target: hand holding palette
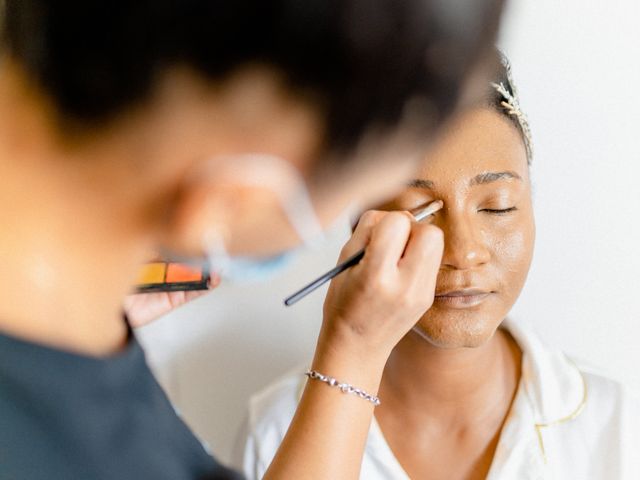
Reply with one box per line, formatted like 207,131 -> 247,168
136,261 -> 210,293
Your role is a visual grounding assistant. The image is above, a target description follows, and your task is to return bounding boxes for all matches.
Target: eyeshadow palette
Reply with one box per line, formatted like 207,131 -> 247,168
136,261 -> 210,293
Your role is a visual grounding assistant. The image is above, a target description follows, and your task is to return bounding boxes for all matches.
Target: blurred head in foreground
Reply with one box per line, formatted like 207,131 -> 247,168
0,0 -> 504,349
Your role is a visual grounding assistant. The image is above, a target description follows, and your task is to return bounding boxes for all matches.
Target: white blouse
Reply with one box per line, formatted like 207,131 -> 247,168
232,321 -> 640,479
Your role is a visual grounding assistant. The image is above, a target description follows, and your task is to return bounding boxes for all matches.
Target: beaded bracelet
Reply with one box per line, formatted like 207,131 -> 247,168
305,370 -> 381,406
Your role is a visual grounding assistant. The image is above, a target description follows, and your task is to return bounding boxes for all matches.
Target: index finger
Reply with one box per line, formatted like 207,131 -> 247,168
360,211 -> 414,273
337,210 -> 387,261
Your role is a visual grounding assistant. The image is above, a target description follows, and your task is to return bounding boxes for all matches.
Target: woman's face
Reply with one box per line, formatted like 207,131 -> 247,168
387,108 -> 535,348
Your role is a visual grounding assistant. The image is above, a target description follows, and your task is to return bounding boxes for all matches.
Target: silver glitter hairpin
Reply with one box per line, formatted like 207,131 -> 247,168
491,55 -> 534,164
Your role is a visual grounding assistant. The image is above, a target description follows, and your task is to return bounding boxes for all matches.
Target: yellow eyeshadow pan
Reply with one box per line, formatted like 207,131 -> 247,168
135,261 -> 209,293
137,262 -> 167,284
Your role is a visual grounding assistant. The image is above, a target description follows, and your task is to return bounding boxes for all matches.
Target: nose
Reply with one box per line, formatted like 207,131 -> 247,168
439,211 -> 491,271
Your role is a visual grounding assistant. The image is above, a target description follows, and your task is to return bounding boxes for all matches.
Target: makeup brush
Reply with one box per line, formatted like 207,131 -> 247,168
284,200 -> 444,306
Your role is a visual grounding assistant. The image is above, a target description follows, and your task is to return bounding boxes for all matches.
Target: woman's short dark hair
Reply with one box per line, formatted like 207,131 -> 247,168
1,0 -> 504,155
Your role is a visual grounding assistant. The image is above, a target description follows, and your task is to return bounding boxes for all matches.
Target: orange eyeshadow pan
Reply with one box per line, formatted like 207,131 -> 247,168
166,263 -> 202,283
135,261 -> 209,293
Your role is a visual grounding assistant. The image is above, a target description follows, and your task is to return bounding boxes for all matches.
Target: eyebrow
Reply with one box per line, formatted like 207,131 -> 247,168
469,171 -> 522,186
407,179 -> 435,189
407,171 -> 522,190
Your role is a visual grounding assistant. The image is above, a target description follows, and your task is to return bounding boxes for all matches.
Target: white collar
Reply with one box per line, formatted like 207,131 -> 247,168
362,320 -> 587,478
504,319 -> 587,426
299,319 -> 587,476
307,319 -> 589,435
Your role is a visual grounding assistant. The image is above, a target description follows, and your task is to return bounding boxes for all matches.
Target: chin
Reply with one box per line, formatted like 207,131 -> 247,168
414,308 -> 502,349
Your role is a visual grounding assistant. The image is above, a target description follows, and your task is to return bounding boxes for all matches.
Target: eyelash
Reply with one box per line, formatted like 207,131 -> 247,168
480,207 -> 518,215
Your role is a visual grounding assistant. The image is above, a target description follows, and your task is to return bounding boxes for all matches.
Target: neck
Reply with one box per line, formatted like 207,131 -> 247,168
0,151 -> 140,356
0,62 -> 222,356
0,104 -> 157,357
379,327 -> 521,427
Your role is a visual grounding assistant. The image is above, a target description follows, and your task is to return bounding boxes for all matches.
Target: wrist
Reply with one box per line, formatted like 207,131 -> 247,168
312,330 -> 389,395
305,370 -> 381,406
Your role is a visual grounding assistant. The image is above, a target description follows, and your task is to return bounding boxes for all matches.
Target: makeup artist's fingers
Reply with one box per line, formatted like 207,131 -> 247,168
124,282 -> 216,328
399,223 -> 444,279
167,289 -> 210,308
320,210 -> 444,358
336,210 -> 387,261
361,211 -> 413,272
124,293 -> 169,328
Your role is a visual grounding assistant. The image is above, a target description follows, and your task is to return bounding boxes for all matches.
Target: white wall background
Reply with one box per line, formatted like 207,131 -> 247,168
137,0 -> 640,465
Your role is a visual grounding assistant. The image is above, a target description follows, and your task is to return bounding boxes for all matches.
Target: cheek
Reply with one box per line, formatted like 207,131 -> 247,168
490,218 -> 535,294
413,214 -> 535,349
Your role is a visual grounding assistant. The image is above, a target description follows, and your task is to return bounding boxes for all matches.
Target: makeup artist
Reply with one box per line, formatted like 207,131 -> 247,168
0,1 -> 504,479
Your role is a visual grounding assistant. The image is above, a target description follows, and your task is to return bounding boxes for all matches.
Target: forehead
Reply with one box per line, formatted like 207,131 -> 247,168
415,108 -> 529,185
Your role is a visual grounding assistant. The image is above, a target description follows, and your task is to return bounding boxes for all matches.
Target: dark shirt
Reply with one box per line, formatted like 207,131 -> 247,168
0,330 -> 243,480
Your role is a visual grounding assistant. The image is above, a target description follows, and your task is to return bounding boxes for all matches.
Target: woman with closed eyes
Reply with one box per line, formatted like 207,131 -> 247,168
234,56 -> 640,480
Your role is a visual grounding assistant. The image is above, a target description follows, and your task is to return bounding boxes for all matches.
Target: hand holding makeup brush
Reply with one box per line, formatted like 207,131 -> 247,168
311,209 -> 444,386
269,209 -> 444,478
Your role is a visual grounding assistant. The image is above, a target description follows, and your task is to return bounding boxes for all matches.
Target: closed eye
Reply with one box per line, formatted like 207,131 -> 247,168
479,207 -> 518,215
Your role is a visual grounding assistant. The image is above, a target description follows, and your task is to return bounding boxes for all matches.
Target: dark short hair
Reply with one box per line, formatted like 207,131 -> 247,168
1,0 -> 504,155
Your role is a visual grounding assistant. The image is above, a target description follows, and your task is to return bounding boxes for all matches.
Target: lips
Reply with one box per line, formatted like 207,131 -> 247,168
434,288 -> 493,308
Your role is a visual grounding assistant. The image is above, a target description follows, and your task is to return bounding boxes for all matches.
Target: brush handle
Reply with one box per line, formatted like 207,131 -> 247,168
283,200 -> 443,306
284,249 -> 365,306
